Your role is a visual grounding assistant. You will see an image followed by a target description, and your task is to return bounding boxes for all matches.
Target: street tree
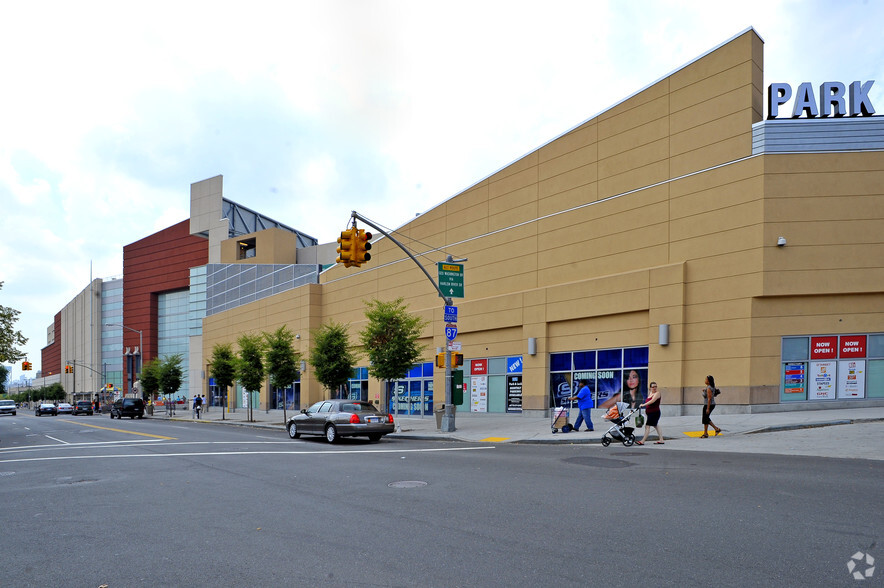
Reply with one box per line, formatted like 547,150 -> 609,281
264,326 -> 300,420
140,358 -> 161,403
0,282 -> 28,363
360,297 -> 428,410
236,333 -> 265,422
158,355 -> 183,407
0,364 -> 8,396
208,342 -> 236,417
309,321 -> 356,398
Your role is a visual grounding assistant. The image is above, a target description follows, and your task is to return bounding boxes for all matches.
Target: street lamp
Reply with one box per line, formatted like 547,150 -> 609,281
106,323 -> 143,397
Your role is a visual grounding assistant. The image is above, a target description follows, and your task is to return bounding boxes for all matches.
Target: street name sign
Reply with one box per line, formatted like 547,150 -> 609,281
438,263 -> 464,298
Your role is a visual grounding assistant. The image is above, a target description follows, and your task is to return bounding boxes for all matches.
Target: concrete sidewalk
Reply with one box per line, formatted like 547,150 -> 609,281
147,403 -> 884,460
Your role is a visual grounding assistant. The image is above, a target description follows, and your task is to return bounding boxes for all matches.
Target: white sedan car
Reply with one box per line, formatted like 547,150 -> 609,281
56,403 -> 74,415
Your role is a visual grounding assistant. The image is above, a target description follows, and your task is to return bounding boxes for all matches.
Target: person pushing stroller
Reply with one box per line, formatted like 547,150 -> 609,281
567,379 -> 594,432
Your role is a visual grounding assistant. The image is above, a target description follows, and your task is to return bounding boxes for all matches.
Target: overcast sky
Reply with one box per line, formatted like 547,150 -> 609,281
2,0 -> 882,383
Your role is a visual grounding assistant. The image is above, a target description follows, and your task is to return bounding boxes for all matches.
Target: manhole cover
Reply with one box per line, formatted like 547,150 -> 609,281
388,480 -> 428,488
563,456 -> 634,468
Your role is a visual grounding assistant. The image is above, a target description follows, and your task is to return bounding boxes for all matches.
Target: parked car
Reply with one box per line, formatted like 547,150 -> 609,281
35,403 -> 58,416
56,403 -> 74,415
110,398 -> 145,419
286,400 -> 395,443
0,399 -> 16,416
72,401 -> 94,415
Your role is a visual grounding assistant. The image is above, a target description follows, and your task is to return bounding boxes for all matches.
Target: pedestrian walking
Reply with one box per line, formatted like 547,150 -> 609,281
567,379 -> 594,432
202,394 -> 208,413
193,395 -> 202,419
701,375 -> 721,438
637,381 -> 663,445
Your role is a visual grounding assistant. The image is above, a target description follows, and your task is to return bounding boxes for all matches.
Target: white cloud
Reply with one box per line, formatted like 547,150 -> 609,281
2,0 -> 883,383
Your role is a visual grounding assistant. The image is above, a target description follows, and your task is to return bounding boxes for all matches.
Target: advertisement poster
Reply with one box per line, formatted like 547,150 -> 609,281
506,375 -> 522,413
809,361 -> 836,399
470,375 -> 488,412
837,360 -> 865,398
595,370 -> 621,409
550,373 -> 575,407
783,363 -> 807,394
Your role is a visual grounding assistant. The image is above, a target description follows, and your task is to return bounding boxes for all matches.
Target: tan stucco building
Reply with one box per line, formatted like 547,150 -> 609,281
199,28 -> 884,416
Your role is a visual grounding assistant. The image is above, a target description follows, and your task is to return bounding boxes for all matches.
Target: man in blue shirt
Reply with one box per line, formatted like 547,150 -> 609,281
568,379 -> 594,432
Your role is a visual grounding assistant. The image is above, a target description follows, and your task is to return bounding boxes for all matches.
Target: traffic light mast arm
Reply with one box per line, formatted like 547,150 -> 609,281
349,211 -> 453,306
65,360 -> 106,378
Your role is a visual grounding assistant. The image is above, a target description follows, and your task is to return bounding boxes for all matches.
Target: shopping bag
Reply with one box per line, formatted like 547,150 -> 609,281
635,412 -> 645,428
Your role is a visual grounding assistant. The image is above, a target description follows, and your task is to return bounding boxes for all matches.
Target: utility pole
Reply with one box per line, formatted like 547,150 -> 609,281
344,212 -> 465,432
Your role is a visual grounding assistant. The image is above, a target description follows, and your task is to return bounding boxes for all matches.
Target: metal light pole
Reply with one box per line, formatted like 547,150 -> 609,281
106,323 -> 142,397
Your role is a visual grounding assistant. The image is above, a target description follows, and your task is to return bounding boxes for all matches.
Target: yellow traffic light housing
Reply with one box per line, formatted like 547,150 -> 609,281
435,353 -> 446,368
353,229 -> 372,266
336,228 -> 356,267
22,361 -> 32,371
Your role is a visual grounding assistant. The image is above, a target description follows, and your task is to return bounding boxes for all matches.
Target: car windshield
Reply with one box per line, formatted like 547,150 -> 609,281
0,400 -> 14,406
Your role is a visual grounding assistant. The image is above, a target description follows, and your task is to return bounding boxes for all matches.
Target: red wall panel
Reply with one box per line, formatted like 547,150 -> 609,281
41,313 -> 62,376
121,220 -> 208,394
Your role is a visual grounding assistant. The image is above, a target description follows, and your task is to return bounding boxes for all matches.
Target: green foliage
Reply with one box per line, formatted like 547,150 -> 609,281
264,326 -> 300,391
158,355 -> 183,398
309,321 -> 356,395
209,343 -> 237,395
236,333 -> 265,393
139,358 -> 161,396
360,297 -> 428,382
0,364 -> 8,395
0,282 -> 28,363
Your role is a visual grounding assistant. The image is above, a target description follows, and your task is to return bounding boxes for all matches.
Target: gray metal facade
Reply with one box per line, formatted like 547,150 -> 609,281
752,116 -> 884,154
204,263 -> 321,316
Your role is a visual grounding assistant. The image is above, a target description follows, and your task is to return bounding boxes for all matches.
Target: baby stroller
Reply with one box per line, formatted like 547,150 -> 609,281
600,402 -> 640,447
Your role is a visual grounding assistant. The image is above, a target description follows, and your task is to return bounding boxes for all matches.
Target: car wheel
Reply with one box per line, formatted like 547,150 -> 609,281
325,424 -> 338,444
130,415 -> 135,419
368,433 -> 382,442
287,422 -> 301,439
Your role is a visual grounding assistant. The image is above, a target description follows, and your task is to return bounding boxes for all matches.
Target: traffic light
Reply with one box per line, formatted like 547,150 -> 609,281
336,228 -> 356,267
65,365 -> 73,374
22,361 -> 32,371
353,229 -> 372,266
435,352 -> 464,368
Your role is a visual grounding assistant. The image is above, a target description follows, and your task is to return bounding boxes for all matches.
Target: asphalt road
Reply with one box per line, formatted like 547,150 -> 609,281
0,414 -> 881,587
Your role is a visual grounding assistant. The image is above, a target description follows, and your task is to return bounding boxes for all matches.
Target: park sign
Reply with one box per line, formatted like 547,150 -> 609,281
767,80 -> 875,118
438,263 -> 464,298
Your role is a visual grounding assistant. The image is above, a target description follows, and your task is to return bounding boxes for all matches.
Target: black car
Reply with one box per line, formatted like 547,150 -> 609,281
35,402 -> 58,416
110,398 -> 145,419
72,401 -> 94,415
286,400 -> 395,443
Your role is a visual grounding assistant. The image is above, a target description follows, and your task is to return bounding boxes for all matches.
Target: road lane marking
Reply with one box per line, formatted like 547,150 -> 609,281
45,436 -> 69,444
0,445 -> 495,464
59,419 -> 176,439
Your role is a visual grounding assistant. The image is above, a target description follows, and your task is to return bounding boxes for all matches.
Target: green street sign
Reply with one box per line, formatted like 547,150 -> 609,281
438,263 -> 464,298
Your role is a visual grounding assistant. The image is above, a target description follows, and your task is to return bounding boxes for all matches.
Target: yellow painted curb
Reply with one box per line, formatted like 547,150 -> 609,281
480,437 -> 510,442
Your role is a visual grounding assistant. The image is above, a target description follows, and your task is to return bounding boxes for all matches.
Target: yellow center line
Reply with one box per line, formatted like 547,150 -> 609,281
60,419 -> 176,440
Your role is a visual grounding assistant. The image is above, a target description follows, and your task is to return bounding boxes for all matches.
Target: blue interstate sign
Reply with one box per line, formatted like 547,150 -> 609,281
444,305 -> 458,323
445,324 -> 458,341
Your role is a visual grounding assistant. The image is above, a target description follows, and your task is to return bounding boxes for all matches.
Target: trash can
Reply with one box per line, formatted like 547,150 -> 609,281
434,404 -> 446,429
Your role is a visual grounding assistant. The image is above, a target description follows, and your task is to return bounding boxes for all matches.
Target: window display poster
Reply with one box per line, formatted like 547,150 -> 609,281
470,375 -> 488,412
783,363 -> 806,394
506,375 -> 522,413
837,360 -> 865,398
595,370 -> 621,409
809,361 -> 836,400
